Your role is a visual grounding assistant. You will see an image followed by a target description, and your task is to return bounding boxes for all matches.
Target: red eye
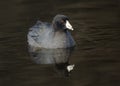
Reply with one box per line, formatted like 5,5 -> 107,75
61,20 -> 65,23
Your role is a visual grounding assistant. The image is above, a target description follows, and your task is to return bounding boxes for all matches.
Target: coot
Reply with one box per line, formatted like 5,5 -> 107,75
27,14 -> 75,49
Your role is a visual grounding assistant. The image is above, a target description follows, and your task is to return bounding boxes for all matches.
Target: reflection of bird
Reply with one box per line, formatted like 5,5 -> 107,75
55,63 -> 75,77
29,48 -> 75,76
27,14 -> 75,49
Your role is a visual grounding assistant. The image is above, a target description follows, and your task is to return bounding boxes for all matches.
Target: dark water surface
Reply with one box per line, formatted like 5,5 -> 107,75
0,0 -> 120,86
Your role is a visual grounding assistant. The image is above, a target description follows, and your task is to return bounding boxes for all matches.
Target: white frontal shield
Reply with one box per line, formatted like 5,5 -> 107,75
65,20 -> 74,30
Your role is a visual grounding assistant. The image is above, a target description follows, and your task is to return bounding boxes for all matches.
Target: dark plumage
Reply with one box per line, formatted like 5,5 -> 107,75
27,14 -> 75,49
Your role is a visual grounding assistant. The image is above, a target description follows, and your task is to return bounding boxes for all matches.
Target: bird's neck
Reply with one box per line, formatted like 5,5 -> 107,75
52,24 -> 67,33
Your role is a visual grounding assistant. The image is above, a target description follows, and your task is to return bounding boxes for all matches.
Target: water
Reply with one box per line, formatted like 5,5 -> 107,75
0,0 -> 120,86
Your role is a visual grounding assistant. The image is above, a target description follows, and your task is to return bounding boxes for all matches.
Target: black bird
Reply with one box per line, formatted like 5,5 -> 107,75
27,14 -> 75,49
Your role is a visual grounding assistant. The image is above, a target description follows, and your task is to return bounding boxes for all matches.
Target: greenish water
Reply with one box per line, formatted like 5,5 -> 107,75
0,0 -> 120,86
